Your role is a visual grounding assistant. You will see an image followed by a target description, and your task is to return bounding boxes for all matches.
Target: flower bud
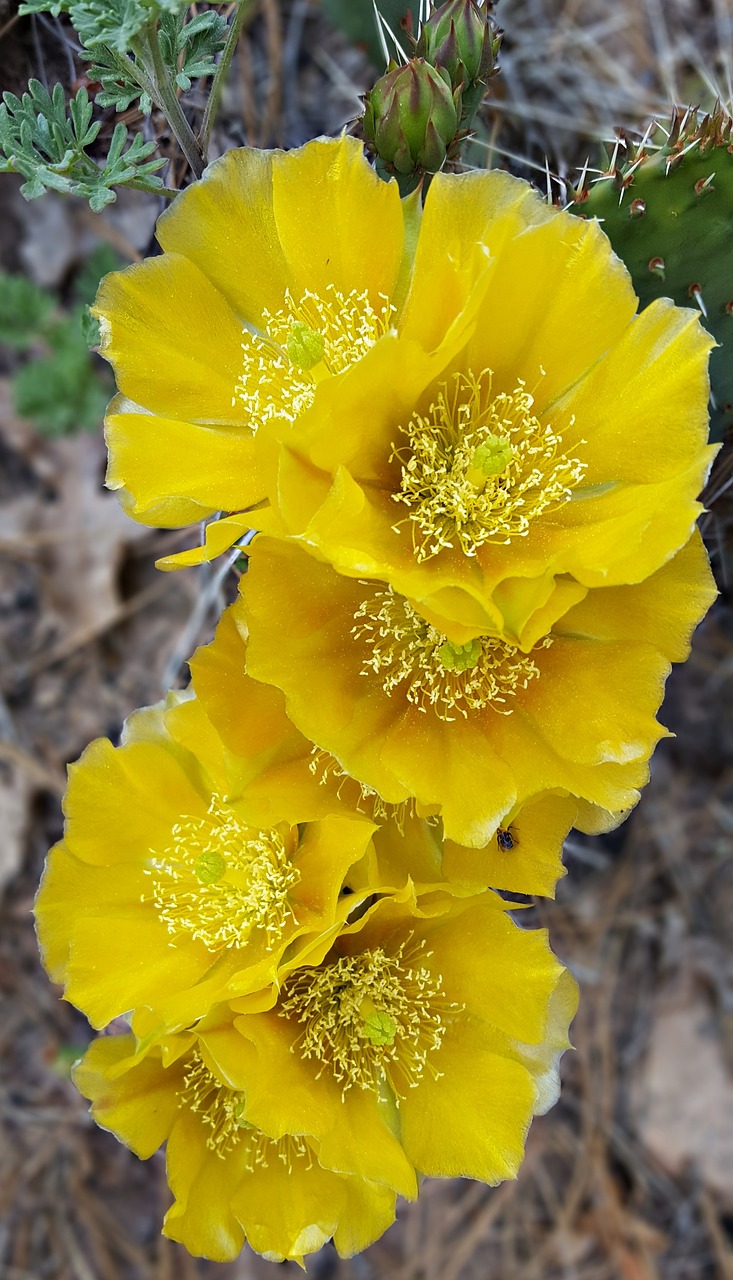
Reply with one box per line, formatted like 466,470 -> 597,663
417,0 -> 498,123
362,58 -> 460,182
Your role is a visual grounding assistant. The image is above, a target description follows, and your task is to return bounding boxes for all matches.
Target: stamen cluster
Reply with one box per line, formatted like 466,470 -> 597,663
353,585 -> 547,719
233,285 -> 394,426
393,370 -> 586,559
279,940 -> 449,1096
149,795 -> 300,951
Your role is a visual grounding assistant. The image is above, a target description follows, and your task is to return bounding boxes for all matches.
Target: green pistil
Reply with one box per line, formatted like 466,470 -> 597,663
194,850 -> 227,885
437,638 -> 482,673
468,434 -> 514,485
287,321 -> 325,370
358,1003 -> 394,1044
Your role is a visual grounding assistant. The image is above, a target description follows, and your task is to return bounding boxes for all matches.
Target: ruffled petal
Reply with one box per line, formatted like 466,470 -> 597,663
400,1021 -> 537,1181
105,411 -> 262,527
73,1037 -> 179,1159
164,1110 -> 246,1261
441,792 -> 577,897
157,136 -> 404,325
94,253 -> 245,423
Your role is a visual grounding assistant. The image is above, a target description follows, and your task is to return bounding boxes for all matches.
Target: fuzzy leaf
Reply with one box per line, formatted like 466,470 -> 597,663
0,82 -> 165,209
68,0 -> 188,52
0,272 -> 54,350
157,10 -> 227,91
18,1 -> 71,13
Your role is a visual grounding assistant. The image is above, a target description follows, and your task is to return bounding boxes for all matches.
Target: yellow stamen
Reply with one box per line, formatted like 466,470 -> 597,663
147,795 -> 300,951
392,369 -> 585,560
280,940 -> 452,1098
353,587 -> 549,721
308,746 -> 416,828
233,285 -> 394,426
179,1052 -> 312,1168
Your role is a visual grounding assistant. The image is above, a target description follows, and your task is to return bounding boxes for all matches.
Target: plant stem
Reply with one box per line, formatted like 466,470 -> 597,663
199,0 -> 256,160
144,27 -> 205,180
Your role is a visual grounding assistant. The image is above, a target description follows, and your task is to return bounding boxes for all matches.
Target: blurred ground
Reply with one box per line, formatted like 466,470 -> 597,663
1,1 -> 733,1277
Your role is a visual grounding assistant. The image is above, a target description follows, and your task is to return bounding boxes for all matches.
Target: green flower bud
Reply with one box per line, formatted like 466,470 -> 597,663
362,58 -> 460,182
417,0 -> 498,124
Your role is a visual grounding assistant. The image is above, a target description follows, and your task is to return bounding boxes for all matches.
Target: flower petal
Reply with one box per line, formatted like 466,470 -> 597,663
94,253 -> 245,423
73,1037 -> 179,1158
442,792 -> 577,897
400,1022 -> 537,1182
105,411 -> 261,528
164,1109 -> 246,1262
157,136 -> 404,325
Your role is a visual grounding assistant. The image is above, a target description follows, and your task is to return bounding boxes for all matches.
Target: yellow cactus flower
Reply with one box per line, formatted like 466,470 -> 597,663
73,1033 -> 398,1264
195,606 -> 580,896
95,135 -> 714,643
237,531 -> 716,846
201,887 -> 577,1194
35,690 -> 377,1032
73,886 -> 576,1261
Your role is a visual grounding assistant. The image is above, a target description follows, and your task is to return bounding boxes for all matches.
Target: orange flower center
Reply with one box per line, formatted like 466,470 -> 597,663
147,795 -> 300,952
233,285 -> 394,428
392,369 -> 585,560
179,1051 -> 313,1166
279,939 -> 451,1098
353,586 -> 549,721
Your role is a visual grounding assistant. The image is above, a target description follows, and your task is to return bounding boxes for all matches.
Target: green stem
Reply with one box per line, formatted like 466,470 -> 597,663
144,27 -> 205,180
199,0 -> 255,161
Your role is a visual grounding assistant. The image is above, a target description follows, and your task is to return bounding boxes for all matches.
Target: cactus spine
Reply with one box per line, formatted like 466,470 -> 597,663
571,105 -> 733,442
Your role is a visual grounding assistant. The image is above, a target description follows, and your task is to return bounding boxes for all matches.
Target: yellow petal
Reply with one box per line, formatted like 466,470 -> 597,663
156,513 -> 254,570
420,896 -> 565,1045
63,737 -> 205,866
105,411 -> 262,528
462,209 -> 638,411
94,253 -> 245,423
554,299 -> 714,485
73,1037 -> 179,1158
229,1150 -> 342,1263
157,136 -> 404,326
442,792 -> 577,898
164,1110 -> 246,1262
400,1022 -> 536,1181
401,168 -> 551,351
552,529 -> 717,661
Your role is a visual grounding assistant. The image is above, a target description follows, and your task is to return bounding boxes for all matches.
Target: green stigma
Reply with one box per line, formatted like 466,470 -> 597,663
437,638 -> 482,673
469,434 -> 514,480
361,1008 -> 397,1046
194,850 -> 227,885
287,321 -> 325,370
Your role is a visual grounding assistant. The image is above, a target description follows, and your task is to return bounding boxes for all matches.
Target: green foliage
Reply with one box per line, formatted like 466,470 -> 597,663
13,313 -> 111,435
19,0 -> 186,44
70,0 -> 186,53
571,106 -> 733,442
158,10 -> 228,91
83,45 -> 154,114
18,1 -> 71,14
0,81 -> 165,210
0,262 -> 117,437
10,2 -> 232,193
0,273 -> 54,349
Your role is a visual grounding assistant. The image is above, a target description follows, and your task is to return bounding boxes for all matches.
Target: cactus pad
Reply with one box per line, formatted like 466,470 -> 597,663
571,106 -> 733,442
